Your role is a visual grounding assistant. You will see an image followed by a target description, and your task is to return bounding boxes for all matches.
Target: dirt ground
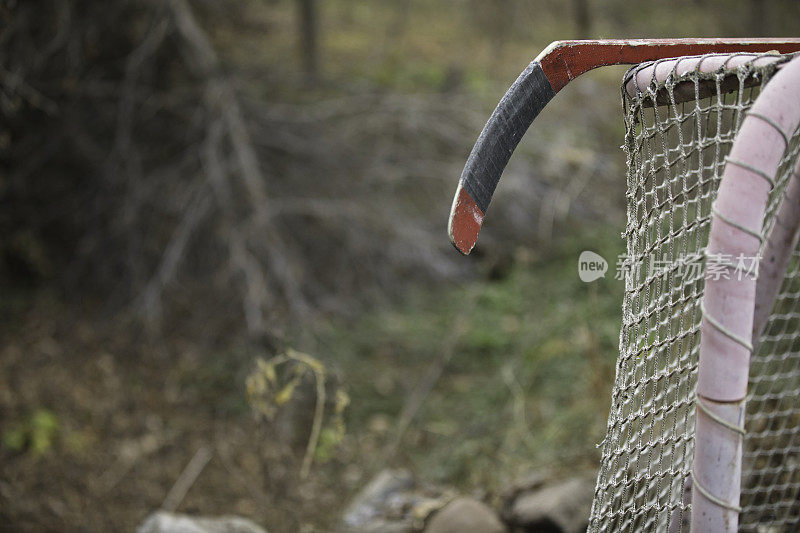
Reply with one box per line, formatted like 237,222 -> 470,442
0,295 -> 355,532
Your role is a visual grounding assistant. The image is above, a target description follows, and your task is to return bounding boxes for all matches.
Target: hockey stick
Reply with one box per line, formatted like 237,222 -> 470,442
448,38 -> 800,255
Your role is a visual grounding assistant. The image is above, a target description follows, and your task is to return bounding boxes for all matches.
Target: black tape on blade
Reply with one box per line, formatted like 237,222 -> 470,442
460,61 -> 556,214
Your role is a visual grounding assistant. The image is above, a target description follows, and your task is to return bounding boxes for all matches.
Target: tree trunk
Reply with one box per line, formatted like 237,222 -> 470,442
749,0 -> 768,36
573,0 -> 591,38
297,0 -> 318,81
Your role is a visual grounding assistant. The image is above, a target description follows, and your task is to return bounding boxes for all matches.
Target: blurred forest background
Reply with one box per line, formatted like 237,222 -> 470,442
1,0 -> 799,530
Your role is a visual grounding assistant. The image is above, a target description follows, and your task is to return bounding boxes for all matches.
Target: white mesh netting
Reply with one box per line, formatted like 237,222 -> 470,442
587,52 -> 800,532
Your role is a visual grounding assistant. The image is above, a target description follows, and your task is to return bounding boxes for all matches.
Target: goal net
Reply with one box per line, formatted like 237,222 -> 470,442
588,52 -> 800,532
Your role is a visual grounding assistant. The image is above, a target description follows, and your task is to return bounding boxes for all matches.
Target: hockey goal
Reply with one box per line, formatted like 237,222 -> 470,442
447,40 -> 800,532
589,51 -> 800,532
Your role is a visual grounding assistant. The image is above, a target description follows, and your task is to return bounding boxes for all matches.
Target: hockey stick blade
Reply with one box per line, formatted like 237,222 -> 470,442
448,38 -> 800,255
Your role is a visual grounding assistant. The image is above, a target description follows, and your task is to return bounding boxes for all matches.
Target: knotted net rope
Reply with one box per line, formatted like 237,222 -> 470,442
588,52 -> 800,532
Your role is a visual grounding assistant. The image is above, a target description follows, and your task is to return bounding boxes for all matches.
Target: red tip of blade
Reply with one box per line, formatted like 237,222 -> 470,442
448,186 -> 485,255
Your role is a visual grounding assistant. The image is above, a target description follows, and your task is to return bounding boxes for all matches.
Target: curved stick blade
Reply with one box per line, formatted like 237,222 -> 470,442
448,61 -> 555,254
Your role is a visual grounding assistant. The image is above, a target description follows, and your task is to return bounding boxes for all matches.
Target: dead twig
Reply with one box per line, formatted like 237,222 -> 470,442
161,445 -> 213,512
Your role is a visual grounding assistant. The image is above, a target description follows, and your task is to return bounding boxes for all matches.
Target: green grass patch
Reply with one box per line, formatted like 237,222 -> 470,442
313,225 -> 626,489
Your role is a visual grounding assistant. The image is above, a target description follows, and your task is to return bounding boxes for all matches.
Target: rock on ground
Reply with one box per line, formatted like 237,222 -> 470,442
506,477 -> 594,533
340,469 -> 416,530
423,497 -> 505,533
137,511 -> 267,533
